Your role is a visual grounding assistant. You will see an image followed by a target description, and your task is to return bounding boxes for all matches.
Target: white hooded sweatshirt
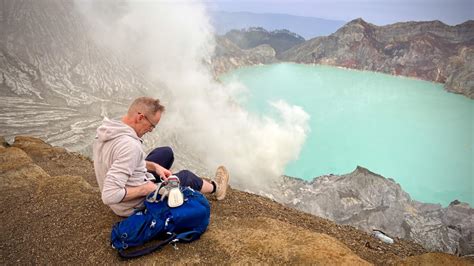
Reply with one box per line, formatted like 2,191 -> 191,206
93,117 -> 154,217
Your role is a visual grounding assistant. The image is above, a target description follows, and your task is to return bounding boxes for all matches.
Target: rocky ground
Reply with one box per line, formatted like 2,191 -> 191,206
1,136 -> 472,265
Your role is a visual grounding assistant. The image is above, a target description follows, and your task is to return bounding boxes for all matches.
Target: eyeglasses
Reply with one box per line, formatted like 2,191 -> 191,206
138,112 -> 156,129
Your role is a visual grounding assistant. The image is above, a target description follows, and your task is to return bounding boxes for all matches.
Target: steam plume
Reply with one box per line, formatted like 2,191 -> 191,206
76,0 -> 309,191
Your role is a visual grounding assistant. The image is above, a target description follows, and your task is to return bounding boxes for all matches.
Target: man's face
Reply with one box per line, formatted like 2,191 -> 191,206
137,111 -> 161,138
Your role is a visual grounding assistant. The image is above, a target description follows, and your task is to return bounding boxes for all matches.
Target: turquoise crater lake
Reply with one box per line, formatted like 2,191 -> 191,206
220,63 -> 473,206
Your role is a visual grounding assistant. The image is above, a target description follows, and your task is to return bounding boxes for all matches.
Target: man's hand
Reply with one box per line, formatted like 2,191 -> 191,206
157,166 -> 172,181
122,181 -> 157,202
145,161 -> 172,180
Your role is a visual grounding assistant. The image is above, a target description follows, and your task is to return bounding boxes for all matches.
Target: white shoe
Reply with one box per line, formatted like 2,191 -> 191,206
166,175 -> 183,208
167,187 -> 184,208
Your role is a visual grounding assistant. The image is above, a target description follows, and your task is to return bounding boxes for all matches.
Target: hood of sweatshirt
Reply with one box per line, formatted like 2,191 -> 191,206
96,117 -> 142,143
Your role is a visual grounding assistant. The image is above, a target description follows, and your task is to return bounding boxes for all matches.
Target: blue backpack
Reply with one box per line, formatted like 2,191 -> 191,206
111,187 -> 210,258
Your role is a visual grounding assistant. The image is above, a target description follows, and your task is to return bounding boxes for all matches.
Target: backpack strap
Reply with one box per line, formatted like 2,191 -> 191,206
174,230 -> 202,243
146,182 -> 168,203
118,233 -> 176,259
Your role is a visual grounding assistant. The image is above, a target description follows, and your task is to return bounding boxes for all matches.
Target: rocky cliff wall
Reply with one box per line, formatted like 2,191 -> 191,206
0,0 -> 155,152
0,0 -> 152,105
276,166 -> 474,256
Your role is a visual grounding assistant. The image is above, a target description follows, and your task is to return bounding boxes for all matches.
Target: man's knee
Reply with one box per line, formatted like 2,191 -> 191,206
146,146 -> 174,161
160,146 -> 174,159
177,169 -> 193,180
156,146 -> 174,157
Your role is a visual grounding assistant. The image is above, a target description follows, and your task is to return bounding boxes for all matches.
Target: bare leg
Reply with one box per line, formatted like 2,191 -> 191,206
200,179 -> 214,193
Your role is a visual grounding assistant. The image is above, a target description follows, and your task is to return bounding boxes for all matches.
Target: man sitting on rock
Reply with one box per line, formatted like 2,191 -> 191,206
93,96 -> 229,217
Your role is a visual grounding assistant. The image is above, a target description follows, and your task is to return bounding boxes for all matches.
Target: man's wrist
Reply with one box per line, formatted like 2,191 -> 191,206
156,164 -> 163,174
143,182 -> 157,196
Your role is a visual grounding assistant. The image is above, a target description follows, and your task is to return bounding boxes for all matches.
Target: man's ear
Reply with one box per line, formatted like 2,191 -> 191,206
135,113 -> 142,124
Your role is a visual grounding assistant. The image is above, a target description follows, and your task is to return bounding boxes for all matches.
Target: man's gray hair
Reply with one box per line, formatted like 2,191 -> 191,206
128,97 -> 165,116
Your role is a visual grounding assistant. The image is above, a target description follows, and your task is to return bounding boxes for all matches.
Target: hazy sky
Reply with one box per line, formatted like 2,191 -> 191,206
204,0 -> 473,25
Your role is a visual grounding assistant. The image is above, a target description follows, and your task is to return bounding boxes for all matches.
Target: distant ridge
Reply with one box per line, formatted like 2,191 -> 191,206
212,18 -> 474,100
278,18 -> 474,99
210,11 -> 346,39
224,27 -> 305,55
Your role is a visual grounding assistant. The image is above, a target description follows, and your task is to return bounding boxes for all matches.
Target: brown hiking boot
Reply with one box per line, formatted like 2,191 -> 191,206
214,165 -> 229,200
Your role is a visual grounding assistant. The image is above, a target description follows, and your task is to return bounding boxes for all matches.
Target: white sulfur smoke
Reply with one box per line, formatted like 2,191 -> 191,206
76,0 -> 309,191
